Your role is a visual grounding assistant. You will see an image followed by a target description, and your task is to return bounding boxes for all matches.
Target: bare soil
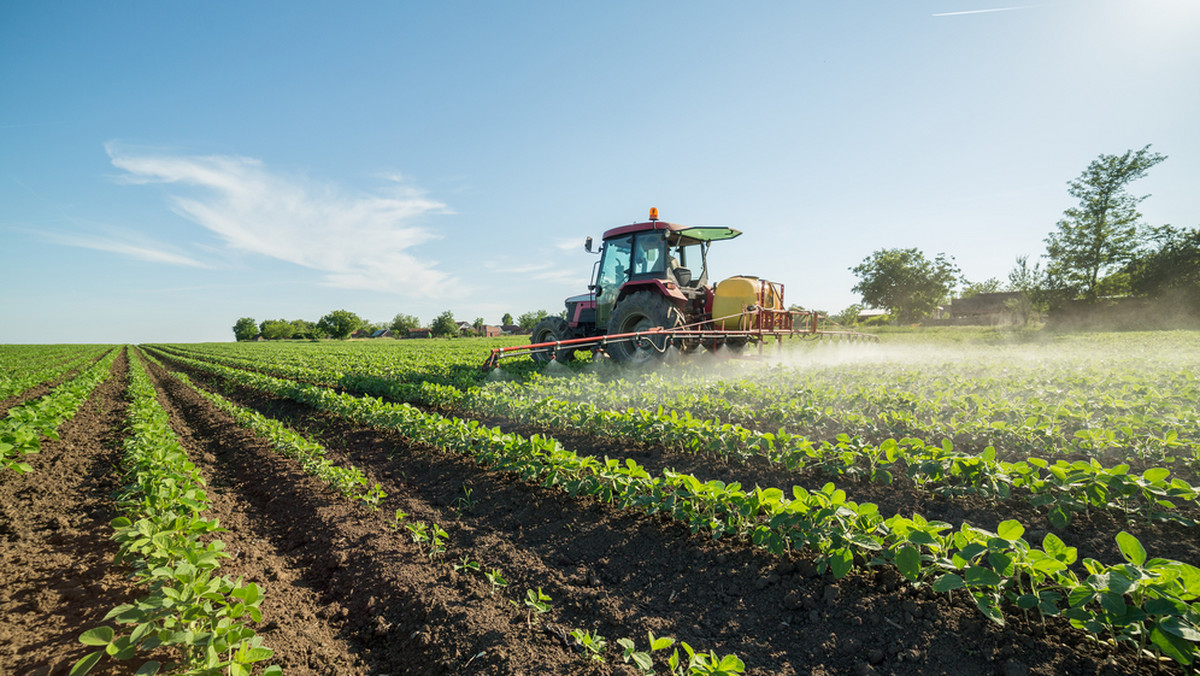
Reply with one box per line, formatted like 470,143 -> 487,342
0,349 -> 140,675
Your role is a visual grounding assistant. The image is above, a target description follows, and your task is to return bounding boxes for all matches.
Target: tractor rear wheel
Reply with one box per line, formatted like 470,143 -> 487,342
607,291 -> 685,364
530,316 -> 573,364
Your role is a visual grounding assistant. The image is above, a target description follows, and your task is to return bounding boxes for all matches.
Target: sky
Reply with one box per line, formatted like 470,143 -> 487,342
2,1 -> 1197,344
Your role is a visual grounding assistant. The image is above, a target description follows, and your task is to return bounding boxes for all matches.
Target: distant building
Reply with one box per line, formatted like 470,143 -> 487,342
370,329 -> 394,338
501,324 -> 527,335
407,328 -> 433,339
949,292 -> 1020,324
478,325 -> 503,337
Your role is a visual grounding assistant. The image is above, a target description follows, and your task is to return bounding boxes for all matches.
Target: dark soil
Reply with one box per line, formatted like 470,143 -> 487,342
0,348 -> 141,675
147,351 -> 1186,675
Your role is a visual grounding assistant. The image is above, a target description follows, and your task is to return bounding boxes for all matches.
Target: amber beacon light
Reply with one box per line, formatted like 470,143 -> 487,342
648,207 -> 659,221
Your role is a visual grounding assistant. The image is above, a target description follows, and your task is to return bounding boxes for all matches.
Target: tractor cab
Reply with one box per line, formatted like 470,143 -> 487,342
589,210 -> 741,327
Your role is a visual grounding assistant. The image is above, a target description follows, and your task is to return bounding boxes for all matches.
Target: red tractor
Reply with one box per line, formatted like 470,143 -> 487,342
483,209 -> 873,370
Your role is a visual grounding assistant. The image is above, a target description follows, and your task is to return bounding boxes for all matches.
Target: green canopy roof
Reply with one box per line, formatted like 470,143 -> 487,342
671,226 -> 742,243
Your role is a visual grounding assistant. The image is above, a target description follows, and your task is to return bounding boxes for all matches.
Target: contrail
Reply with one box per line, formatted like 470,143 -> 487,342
933,5 -> 1038,16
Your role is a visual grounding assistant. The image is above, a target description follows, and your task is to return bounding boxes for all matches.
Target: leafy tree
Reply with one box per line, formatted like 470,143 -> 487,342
501,312 -> 514,326
517,310 -> 549,330
390,313 -> 421,335
431,310 -> 459,338
1127,225 -> 1200,308
259,319 -> 294,340
832,304 -> 862,326
472,317 -> 485,332
1045,145 -> 1167,300
1004,255 -> 1048,326
959,278 -> 1001,297
290,319 -> 318,340
316,309 -> 364,339
232,317 -> 258,342
850,248 -> 960,323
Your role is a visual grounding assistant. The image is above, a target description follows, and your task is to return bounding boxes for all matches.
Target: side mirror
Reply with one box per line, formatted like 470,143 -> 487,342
584,236 -> 594,253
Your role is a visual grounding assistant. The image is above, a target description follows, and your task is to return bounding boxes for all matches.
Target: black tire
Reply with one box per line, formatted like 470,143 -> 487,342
530,316 -> 573,364
607,291 -> 685,364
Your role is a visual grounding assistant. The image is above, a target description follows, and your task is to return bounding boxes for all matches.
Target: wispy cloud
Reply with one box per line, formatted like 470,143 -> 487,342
933,5 -> 1038,17
39,228 -> 209,268
105,143 -> 453,295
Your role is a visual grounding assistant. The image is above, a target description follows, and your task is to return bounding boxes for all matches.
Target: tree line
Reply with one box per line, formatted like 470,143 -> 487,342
846,145 -> 1197,325
232,309 -> 558,341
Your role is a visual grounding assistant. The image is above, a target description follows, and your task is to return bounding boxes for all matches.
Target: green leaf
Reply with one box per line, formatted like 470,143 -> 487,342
964,566 -> 1003,588
1150,625 -> 1194,665
134,662 -> 161,676
931,573 -> 965,592
79,626 -> 114,646
1160,616 -> 1200,642
1143,467 -> 1170,483
1115,531 -> 1147,566
1048,506 -> 1071,529
829,548 -> 854,579
69,650 -> 104,676
997,520 -> 1024,541
894,544 -> 921,582
1042,532 -> 1066,558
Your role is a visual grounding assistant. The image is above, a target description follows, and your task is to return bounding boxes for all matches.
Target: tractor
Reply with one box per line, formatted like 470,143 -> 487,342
482,209 -> 874,370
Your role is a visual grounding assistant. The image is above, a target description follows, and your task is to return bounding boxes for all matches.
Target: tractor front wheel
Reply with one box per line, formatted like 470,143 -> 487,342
530,316 -> 573,364
607,292 -> 684,365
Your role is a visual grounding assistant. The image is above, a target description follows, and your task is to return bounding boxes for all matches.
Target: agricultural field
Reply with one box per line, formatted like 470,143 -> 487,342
2,331 -> 1199,675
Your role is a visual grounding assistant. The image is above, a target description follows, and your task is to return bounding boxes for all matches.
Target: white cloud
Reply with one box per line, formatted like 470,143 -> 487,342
39,228 -> 209,268
105,143 -> 453,295
932,6 -> 1038,17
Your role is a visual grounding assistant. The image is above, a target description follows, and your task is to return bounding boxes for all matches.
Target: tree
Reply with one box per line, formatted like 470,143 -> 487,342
1045,145 -> 1167,300
1127,225 -> 1200,308
501,312 -> 514,326
316,309 -> 364,339
517,310 -> 549,330
232,317 -> 258,342
259,318 -> 294,340
431,310 -> 459,338
959,278 -> 1001,298
390,313 -> 421,335
290,319 -> 318,340
832,304 -> 862,326
472,317 -> 485,332
850,248 -> 960,323
1004,255 -> 1048,326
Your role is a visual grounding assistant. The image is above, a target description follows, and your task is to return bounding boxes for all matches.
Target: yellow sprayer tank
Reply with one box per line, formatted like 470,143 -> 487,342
713,276 -> 784,329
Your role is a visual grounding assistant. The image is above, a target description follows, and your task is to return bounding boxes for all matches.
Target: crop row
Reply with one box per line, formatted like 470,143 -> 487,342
151,352 -> 749,674
204,355 -> 1197,533
1,348 -> 118,474
148,356 -> 387,509
498,367 -> 1200,464
148,347 -> 1200,669
74,350 -> 278,676
0,345 -> 110,401
152,338 -> 1200,465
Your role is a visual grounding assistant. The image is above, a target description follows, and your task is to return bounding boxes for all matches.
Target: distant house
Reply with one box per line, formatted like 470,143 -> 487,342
501,324 -> 527,335
351,329 -> 371,339
949,292 -> 1020,324
478,325 -> 503,338
370,329 -> 394,338
407,328 -> 433,339
856,309 -> 889,323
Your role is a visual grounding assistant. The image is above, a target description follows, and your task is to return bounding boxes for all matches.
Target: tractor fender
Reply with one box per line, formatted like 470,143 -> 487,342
616,279 -> 688,308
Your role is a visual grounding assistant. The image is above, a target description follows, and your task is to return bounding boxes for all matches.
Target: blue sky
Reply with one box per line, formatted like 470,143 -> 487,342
2,1 -> 1197,343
